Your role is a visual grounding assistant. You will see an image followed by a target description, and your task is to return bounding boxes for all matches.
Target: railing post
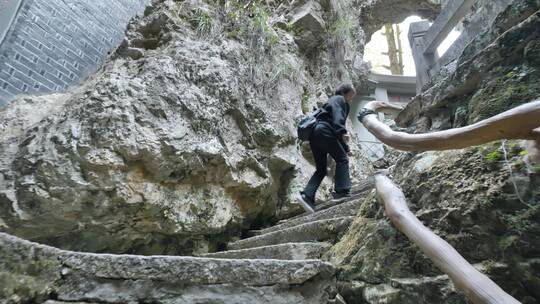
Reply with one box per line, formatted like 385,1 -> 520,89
408,21 -> 438,93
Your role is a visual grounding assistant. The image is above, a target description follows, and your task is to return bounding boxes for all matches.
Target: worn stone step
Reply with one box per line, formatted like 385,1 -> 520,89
200,242 -> 332,260
351,177 -> 375,194
253,198 -> 364,236
278,181 -> 374,226
274,178 -> 374,223
228,217 -> 354,251
314,184 -> 373,212
0,232 -> 337,303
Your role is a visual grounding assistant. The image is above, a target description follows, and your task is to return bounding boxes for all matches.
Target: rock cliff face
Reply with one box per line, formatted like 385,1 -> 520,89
326,1 -> 540,303
327,142 -> 540,303
3,0 -> 538,303
0,0 -> 438,255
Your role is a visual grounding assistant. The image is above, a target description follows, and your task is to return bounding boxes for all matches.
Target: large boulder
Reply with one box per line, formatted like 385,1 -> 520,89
0,0 -> 440,255
288,1 -> 327,54
0,1 -> 312,255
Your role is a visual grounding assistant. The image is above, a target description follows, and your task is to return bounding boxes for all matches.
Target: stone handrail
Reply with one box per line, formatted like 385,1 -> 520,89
374,174 -> 521,304
359,101 -> 540,303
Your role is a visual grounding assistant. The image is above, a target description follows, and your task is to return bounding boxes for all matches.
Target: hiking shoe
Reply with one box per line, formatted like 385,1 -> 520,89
296,192 -> 316,213
331,191 -> 351,203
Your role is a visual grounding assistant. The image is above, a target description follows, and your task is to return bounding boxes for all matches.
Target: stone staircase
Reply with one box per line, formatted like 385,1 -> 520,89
201,178 -> 374,260
0,178 -> 374,303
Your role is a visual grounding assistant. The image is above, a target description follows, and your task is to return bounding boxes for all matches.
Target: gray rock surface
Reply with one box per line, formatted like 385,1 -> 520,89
5,0 -> 510,303
289,1 -> 326,54
0,0 -> 438,255
201,242 -> 331,260
397,0 -> 540,130
254,197 -> 366,235
339,275 -> 465,303
0,0 -> 317,254
228,216 -> 354,250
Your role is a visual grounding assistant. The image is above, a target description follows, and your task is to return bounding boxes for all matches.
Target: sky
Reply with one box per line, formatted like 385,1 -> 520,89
364,16 -> 461,76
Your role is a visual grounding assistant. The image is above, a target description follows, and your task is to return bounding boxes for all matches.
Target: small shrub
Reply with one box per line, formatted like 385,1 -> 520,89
485,150 -> 503,162
301,90 -> 310,114
190,8 -> 213,36
329,15 -> 354,41
250,5 -> 279,47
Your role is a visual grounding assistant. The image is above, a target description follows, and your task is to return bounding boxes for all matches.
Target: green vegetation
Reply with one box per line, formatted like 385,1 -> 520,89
219,0 -> 280,46
484,150 -> 503,162
218,1 -> 294,91
498,235 -> 519,252
190,8 -> 214,36
467,64 -> 539,123
249,4 -> 279,47
329,15 -> 354,41
301,90 -> 310,114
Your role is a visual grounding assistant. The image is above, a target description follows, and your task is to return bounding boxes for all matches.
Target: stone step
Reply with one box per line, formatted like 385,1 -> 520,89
277,180 -> 374,226
228,216 -> 354,251
273,178 -> 374,223
253,198 -> 364,236
314,178 -> 374,211
200,242 -> 332,260
351,177 -> 375,194
314,182 -> 374,212
0,232 -> 337,304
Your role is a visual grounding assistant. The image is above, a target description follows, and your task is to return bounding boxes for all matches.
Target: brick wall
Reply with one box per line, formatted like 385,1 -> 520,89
0,0 -> 148,106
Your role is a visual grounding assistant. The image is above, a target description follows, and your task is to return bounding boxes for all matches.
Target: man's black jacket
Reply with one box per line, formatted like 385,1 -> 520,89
317,95 -> 351,152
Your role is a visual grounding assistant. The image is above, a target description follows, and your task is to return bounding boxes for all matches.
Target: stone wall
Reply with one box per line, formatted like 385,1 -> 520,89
408,0 -> 513,92
0,0 -> 148,106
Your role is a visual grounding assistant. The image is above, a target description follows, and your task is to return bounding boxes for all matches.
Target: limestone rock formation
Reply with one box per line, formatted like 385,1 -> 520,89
326,142 -> 540,303
6,0 -> 538,303
0,0 -> 438,255
324,1 -> 540,302
288,1 -> 327,54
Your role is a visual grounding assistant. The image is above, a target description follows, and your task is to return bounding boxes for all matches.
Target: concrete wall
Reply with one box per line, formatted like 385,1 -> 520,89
0,0 -> 149,106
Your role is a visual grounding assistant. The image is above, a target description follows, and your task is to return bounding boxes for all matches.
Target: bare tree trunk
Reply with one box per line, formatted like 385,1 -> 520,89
360,100 -> 540,151
383,24 -> 404,75
396,24 -> 403,73
374,174 -> 521,304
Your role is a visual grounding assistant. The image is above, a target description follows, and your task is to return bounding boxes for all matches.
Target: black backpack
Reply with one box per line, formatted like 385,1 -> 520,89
297,107 -> 324,141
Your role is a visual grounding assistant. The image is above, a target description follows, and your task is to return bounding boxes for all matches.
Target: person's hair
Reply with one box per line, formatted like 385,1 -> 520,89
335,83 -> 356,96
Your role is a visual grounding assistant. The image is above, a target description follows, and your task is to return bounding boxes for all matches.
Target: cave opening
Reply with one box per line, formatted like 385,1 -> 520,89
363,16 -> 461,77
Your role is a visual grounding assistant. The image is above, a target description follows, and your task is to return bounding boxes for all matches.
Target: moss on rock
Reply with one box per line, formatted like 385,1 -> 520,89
327,141 -> 539,303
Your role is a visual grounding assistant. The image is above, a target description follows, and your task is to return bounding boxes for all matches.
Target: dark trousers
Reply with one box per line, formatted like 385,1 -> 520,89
303,123 -> 351,200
